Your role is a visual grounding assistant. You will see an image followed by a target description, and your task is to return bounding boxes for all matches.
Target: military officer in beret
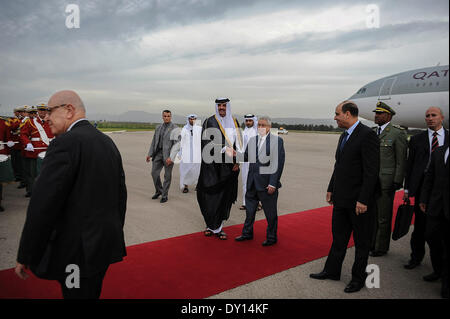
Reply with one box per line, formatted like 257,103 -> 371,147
370,101 -> 408,257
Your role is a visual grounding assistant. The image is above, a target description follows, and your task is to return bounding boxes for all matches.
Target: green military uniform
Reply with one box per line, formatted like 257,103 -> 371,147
372,102 -> 408,254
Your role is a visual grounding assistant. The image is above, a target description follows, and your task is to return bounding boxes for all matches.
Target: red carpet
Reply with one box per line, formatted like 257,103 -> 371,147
0,192 -> 407,299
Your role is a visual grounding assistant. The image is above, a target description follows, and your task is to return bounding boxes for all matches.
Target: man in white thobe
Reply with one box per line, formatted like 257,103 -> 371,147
179,114 -> 201,193
240,114 -> 258,210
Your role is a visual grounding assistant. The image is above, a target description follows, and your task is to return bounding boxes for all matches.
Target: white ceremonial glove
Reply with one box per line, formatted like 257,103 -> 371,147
7,141 -> 15,147
25,143 -> 34,152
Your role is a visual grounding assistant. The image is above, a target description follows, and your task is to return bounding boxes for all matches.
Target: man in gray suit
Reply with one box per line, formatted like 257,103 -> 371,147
146,110 -> 180,203
233,116 -> 285,246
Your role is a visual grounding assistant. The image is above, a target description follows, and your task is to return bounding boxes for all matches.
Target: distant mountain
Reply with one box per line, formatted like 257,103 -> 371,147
86,110 -> 374,127
87,110 -> 187,124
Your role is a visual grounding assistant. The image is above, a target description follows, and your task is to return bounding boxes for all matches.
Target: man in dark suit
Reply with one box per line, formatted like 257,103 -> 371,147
146,110 -> 180,203
420,145 -> 449,298
15,90 -> 127,299
234,116 -> 285,246
403,107 -> 448,273
310,101 -> 380,293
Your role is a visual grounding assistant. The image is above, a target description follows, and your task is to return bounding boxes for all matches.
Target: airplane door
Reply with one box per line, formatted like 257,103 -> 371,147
378,77 -> 397,100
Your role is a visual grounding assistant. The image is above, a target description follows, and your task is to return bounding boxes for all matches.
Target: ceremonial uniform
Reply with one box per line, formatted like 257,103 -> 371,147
0,117 -> 14,211
20,106 -> 53,196
371,102 -> 408,255
6,109 -> 23,182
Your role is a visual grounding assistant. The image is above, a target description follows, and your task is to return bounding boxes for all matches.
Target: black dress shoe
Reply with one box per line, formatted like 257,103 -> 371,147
404,259 -> 421,269
182,187 -> 189,193
235,235 -> 253,242
25,192 -> 31,198
423,272 -> 441,282
262,240 -> 277,246
0,206 -> 4,212
151,193 -> 161,199
160,197 -> 168,203
17,183 -> 26,189
344,281 -> 364,293
309,271 -> 340,281
370,250 -> 387,257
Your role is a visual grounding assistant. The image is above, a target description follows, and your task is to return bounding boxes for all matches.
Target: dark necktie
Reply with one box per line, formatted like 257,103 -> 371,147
339,131 -> 349,153
431,132 -> 439,152
377,127 -> 381,136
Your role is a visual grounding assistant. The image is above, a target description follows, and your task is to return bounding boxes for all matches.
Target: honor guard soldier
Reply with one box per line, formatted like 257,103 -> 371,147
35,103 -> 54,173
0,113 -> 16,211
370,101 -> 408,257
5,107 -> 24,184
19,105 -> 50,197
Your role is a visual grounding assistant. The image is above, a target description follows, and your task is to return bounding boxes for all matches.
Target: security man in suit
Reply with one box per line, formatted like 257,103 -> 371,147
420,145 -> 449,298
6,108 -> 24,184
310,101 -> 380,293
370,102 -> 407,257
146,110 -> 180,203
403,107 -> 448,272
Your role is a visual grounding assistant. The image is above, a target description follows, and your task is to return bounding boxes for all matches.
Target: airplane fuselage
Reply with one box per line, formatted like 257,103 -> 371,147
349,65 -> 449,129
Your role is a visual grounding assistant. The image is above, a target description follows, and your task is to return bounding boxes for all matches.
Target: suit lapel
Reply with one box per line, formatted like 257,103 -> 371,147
342,122 -> 361,152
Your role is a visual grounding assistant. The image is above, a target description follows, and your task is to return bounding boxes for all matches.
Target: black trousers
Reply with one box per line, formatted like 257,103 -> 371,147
242,184 -> 278,242
11,149 -> 23,181
409,189 -> 427,263
425,214 -> 446,276
58,267 -> 108,299
324,205 -> 375,283
443,218 -> 450,296
22,157 -> 37,194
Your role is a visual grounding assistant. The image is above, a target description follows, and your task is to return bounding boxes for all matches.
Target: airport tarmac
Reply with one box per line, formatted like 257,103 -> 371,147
0,131 -> 441,299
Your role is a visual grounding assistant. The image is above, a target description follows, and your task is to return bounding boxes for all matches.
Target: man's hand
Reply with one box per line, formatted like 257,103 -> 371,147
166,158 -> 174,166
15,263 -> 29,280
326,192 -> 333,205
25,143 -> 34,152
232,163 -> 239,172
267,185 -> 276,195
355,201 -> 367,215
403,192 -> 409,202
419,203 -> 426,213
225,146 -> 236,158
146,155 -> 151,163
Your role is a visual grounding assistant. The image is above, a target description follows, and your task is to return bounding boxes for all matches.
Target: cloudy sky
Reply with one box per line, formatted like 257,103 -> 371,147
0,0 -> 448,119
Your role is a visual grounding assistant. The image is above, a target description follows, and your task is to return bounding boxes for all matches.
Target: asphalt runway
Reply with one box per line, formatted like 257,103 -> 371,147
0,131 -> 441,299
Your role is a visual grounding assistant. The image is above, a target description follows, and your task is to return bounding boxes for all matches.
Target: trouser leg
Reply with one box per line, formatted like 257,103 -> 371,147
162,162 -> 173,197
151,152 -> 164,195
410,192 -> 427,263
58,268 -> 108,299
258,189 -> 279,242
351,205 -> 375,283
242,185 -> 258,237
425,215 -> 444,275
373,188 -> 395,252
324,206 -> 353,277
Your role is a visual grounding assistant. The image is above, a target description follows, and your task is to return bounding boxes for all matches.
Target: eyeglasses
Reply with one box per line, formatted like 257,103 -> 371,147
47,104 -> 67,114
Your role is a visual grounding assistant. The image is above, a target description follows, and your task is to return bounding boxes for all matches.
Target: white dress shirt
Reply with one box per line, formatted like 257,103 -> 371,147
428,127 -> 445,152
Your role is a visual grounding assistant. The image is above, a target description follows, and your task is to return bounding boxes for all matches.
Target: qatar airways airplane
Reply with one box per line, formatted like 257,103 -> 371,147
349,65 -> 449,129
